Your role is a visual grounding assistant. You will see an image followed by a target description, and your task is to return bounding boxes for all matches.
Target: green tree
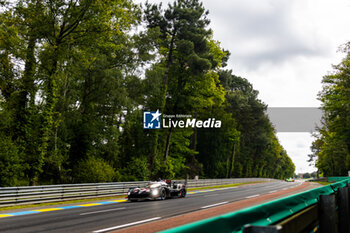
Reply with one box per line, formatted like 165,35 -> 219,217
217,70 -> 294,179
197,105 -> 240,178
75,156 -> 115,183
0,0 -> 296,185
314,42 -> 350,176
0,0 -> 140,185
143,0 -> 226,178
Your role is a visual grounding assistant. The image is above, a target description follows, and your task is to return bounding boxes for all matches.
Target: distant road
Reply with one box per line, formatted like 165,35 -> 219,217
0,181 -> 302,233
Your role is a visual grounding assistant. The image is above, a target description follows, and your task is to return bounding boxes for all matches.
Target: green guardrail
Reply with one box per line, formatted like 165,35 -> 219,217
328,176 -> 350,182
161,177 -> 350,233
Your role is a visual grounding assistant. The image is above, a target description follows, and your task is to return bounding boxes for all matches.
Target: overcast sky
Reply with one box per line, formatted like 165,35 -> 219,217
139,0 -> 350,173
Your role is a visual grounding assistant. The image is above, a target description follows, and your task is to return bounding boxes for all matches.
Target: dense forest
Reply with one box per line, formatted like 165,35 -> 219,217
309,43 -> 350,176
0,0 -> 295,186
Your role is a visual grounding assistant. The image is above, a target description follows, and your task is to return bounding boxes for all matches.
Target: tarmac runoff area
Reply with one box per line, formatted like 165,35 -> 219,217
110,181 -> 319,233
0,181 -> 319,233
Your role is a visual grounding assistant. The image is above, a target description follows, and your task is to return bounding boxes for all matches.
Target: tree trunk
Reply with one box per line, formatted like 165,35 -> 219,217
22,14 -> 39,186
188,118 -> 198,177
163,126 -> 173,163
228,143 -> 235,178
149,29 -> 177,175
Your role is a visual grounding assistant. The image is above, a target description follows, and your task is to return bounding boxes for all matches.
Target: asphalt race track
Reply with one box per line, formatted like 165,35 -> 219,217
0,181 -> 302,233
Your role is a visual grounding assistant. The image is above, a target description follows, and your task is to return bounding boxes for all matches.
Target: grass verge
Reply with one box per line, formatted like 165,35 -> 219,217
0,195 -> 127,212
312,181 -> 332,186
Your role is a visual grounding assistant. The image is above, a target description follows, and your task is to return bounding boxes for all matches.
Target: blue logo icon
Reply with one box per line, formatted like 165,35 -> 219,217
143,110 -> 161,129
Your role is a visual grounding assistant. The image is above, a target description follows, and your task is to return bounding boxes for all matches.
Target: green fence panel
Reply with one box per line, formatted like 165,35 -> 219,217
161,178 -> 350,233
328,177 -> 350,182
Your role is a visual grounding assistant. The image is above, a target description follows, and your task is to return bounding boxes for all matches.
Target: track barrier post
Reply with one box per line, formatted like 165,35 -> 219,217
319,194 -> 336,233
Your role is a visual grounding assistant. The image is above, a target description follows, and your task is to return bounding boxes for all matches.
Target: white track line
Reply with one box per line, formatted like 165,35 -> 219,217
268,190 -> 277,193
92,217 -> 162,233
201,202 -> 228,209
80,207 -> 125,216
246,194 -> 260,199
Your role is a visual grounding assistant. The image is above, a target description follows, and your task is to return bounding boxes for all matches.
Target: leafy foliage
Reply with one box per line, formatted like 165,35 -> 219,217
312,43 -> 350,176
74,156 -> 115,183
0,0 -> 294,186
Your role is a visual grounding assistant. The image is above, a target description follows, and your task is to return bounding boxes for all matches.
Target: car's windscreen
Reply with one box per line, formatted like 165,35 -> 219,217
146,183 -> 161,188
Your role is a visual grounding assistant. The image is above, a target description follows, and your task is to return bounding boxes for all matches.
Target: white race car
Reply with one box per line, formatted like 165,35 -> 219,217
127,180 -> 186,201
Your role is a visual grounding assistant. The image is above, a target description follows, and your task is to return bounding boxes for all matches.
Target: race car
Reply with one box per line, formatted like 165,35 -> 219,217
127,179 -> 187,201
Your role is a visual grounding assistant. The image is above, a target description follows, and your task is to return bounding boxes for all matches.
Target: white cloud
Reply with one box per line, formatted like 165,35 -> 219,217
277,133 -> 316,173
204,0 -> 331,69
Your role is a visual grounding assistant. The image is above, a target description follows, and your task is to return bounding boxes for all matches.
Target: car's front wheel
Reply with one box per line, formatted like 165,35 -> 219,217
160,188 -> 166,200
180,189 -> 186,198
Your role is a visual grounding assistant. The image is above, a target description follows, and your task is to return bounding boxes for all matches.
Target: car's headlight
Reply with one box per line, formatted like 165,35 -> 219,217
152,189 -> 159,196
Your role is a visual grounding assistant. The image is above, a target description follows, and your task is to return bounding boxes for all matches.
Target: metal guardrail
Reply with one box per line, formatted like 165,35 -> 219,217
243,183 -> 350,233
0,178 -> 273,207
162,177 -> 350,233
